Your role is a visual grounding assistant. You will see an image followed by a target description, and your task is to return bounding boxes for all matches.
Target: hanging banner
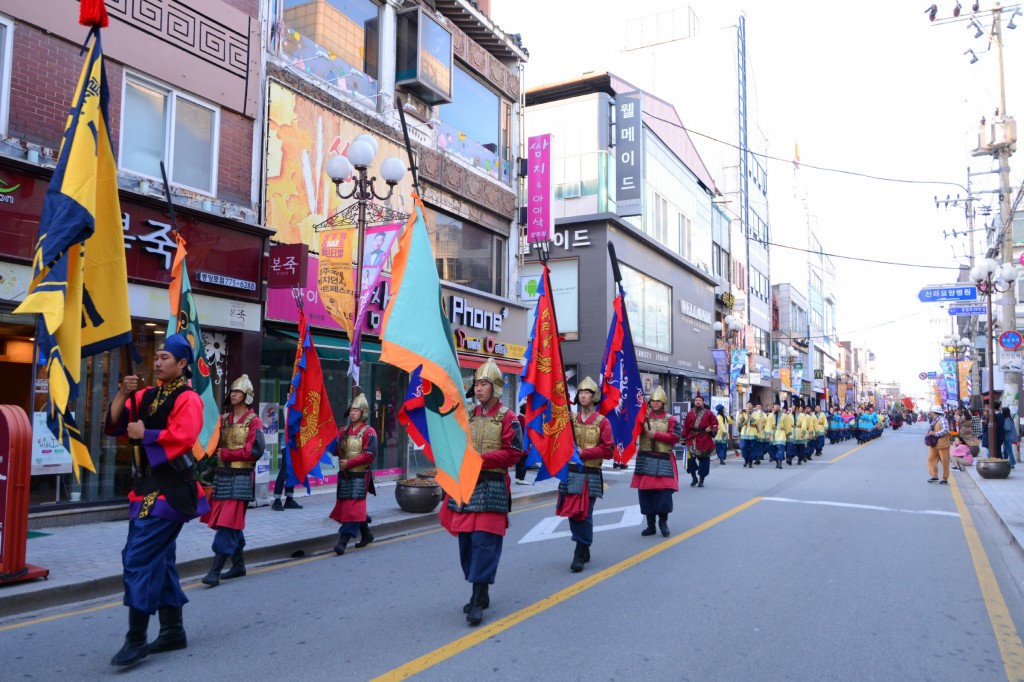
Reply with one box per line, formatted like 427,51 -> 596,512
940,360 -> 958,405
615,91 -> 644,217
526,134 -> 553,243
779,367 -> 795,393
318,228 -> 356,337
729,349 -> 747,392
958,360 -> 973,404
711,349 -> 728,387
350,223 -> 402,383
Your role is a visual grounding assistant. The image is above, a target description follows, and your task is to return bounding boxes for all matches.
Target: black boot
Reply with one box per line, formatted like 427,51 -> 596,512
334,535 -> 349,556
463,584 -> 490,613
786,457 -> 792,465
354,522 -> 374,548
111,608 -> 150,667
466,583 -> 487,625
697,476 -> 705,488
581,545 -> 591,563
201,554 -> 227,587
690,475 -> 698,487
658,514 -> 670,537
148,607 -> 187,654
221,549 -> 246,580
271,498 -> 284,511
641,514 -> 657,536
570,542 -> 586,573
283,497 -> 303,509
776,460 -> 783,469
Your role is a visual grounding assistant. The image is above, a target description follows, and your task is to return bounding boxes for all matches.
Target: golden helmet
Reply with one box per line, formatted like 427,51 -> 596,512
576,376 -> 600,402
649,386 -> 668,404
474,358 -> 504,398
350,392 -> 370,419
229,374 -> 254,406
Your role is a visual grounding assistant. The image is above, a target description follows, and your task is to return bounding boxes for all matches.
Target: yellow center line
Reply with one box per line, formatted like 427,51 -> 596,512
948,475 -> 1024,681
371,496 -> 763,682
0,500 -> 557,633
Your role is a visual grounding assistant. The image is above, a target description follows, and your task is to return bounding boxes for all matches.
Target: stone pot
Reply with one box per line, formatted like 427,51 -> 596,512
395,480 -> 443,513
976,458 -> 1012,479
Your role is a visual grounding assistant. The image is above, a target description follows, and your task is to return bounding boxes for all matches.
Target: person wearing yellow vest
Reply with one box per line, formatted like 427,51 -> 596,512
738,402 -> 758,468
752,404 -> 769,463
200,375 -> 263,589
775,404 -> 795,468
330,393 -> 377,556
438,358 -> 524,626
631,386 -> 681,537
790,406 -> 810,465
763,402 -> 780,467
813,405 -> 828,456
557,377 -> 614,572
714,405 -> 733,464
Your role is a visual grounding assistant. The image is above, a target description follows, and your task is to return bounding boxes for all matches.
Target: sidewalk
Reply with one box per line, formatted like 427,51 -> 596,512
0,472 -> 561,618
961,460 -> 1024,554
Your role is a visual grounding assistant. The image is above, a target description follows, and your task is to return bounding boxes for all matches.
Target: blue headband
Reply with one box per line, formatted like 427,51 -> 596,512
160,333 -> 194,365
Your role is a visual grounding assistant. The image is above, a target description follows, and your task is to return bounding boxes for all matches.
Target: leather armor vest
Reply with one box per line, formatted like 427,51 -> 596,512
470,405 -> 509,472
573,412 -> 605,467
341,423 -> 370,472
219,413 -> 256,469
638,415 -> 672,452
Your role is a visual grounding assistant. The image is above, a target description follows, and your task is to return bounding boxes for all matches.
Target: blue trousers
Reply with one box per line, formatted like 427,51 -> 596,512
212,527 -> 245,558
568,497 -> 598,545
740,439 -> 755,463
773,443 -> 786,461
814,435 -> 825,454
338,521 -> 361,543
122,515 -> 187,614
638,488 -> 674,515
458,531 -> 503,584
752,440 -> 764,460
1001,440 -> 1018,466
715,441 -> 729,461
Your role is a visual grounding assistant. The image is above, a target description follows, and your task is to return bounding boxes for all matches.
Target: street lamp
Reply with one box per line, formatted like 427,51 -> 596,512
319,134 -> 407,390
970,257 -> 1019,452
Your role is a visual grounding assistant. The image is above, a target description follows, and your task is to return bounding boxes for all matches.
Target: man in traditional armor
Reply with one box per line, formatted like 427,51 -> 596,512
438,358 -> 523,626
104,334 -> 209,667
631,386 -> 681,537
556,377 -> 613,573
329,393 -> 377,555
200,375 -> 262,587
683,393 -> 718,487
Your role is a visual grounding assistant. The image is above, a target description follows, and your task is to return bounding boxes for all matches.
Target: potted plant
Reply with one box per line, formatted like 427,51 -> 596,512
975,458 -> 1012,479
395,476 -> 443,513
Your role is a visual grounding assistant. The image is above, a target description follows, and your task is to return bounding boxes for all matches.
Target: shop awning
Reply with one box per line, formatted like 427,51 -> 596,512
270,329 -> 381,363
459,354 -> 525,374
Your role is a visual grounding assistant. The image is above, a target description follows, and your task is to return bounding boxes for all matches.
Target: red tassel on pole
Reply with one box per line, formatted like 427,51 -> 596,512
79,0 -> 110,28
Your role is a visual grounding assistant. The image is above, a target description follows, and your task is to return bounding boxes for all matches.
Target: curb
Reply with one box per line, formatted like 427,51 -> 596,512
962,468 -> 1024,558
0,488 -> 558,619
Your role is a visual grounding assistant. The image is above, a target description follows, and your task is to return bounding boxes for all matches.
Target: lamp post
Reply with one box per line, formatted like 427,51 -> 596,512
319,134 -> 407,391
970,257 -> 1019,453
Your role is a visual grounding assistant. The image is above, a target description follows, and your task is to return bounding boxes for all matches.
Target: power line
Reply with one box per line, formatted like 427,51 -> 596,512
776,307 -> 933,342
767,241 -> 960,270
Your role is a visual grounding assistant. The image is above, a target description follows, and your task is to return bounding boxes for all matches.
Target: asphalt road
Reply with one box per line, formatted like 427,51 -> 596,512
3,424 -> 1023,681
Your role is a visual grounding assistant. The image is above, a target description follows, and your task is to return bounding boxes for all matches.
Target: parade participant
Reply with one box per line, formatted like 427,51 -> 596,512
752,403 -> 768,463
329,393 -> 377,555
789,406 -> 809,465
714,405 -> 732,465
557,377 -> 613,572
762,402 -> 779,467
828,407 -> 843,444
632,386 -> 681,537
683,393 -> 718,487
737,402 -> 756,468
776,404 -> 795,468
200,375 -> 262,587
439,359 -> 523,626
813,405 -> 828,456
926,406 -> 951,484
104,333 -> 209,667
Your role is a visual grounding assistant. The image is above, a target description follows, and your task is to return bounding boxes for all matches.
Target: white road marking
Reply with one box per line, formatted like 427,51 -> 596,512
518,505 -> 646,544
762,497 -> 960,518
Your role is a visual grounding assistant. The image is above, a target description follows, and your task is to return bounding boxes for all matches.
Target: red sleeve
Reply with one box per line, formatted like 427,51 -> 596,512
480,410 -> 524,468
141,391 -> 204,467
220,415 -> 263,462
581,417 -> 614,460
653,416 -> 681,446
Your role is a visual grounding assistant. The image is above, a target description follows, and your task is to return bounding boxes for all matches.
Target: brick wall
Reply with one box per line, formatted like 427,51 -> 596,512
8,23 -> 252,205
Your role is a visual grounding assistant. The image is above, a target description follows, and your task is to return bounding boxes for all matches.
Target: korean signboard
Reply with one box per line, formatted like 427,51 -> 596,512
268,243 -> 309,288
526,133 -> 553,243
615,91 -> 644,217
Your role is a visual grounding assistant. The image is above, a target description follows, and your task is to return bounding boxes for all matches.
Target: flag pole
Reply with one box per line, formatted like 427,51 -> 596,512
396,97 -> 420,198
607,241 -> 649,434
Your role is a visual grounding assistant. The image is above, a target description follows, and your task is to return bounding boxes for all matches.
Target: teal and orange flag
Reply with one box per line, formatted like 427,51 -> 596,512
168,233 -> 220,458
14,27 -> 131,479
381,194 -> 481,505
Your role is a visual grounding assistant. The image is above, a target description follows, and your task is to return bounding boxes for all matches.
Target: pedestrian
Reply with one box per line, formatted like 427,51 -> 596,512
330,393 -> 377,555
556,377 -> 613,572
683,393 -> 718,487
1000,406 -> 1018,468
926,406 -> 951,484
200,374 -> 262,587
631,386 -> 681,537
714,404 -> 732,464
438,358 -> 523,626
950,436 -> 973,471
104,333 -> 210,667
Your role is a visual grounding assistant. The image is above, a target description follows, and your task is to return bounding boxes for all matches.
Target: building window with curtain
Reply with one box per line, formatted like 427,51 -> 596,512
621,264 -> 672,353
425,209 -> 506,295
120,74 -> 219,194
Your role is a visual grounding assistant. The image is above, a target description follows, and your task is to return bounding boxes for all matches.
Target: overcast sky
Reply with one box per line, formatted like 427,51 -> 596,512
493,0 -> 1023,396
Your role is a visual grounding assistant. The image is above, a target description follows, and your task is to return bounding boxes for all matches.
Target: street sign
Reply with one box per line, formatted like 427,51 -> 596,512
917,284 -> 979,303
999,350 -> 1023,371
918,372 -> 928,380
999,330 -> 1024,351
948,305 -> 987,316
927,371 -> 938,378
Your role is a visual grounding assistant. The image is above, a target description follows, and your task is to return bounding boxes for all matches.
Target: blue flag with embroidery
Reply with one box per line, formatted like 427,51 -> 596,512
599,284 -> 648,465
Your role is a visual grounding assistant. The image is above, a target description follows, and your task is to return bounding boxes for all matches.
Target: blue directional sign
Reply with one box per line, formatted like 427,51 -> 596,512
918,284 -> 979,302
927,371 -> 938,378
948,305 -> 987,316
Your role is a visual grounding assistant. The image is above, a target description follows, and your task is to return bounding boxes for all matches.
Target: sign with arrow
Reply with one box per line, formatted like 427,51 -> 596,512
948,305 -> 986,316
918,284 -> 979,303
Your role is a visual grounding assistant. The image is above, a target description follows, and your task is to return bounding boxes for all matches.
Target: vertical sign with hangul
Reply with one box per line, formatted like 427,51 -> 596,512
615,91 -> 644,217
526,133 -> 553,243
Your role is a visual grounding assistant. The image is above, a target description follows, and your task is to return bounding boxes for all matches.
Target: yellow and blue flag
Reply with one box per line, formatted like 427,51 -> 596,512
381,194 -> 481,505
14,28 -> 131,479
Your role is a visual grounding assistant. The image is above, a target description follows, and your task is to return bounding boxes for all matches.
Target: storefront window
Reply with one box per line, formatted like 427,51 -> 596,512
438,65 -> 508,181
621,264 -> 671,353
426,209 -> 505,295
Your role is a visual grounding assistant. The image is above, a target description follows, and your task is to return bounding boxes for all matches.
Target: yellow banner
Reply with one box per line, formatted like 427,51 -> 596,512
958,360 -> 973,401
318,228 -> 356,337
779,367 -> 794,393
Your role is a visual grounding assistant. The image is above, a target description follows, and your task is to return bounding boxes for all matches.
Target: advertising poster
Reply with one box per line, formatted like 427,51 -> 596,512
318,228 -> 357,336
32,411 -> 72,476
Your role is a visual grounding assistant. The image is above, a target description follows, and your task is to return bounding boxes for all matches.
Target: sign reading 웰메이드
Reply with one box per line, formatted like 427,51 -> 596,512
917,284 -> 979,303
